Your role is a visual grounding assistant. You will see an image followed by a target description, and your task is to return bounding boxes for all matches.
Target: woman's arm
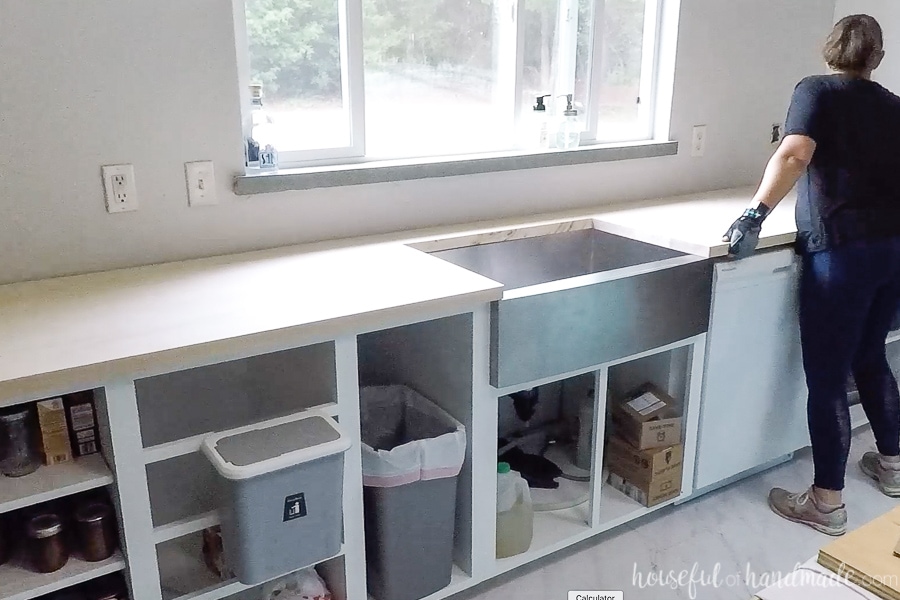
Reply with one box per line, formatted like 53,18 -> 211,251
724,75 -> 824,258
722,134 -> 817,257
751,134 -> 817,211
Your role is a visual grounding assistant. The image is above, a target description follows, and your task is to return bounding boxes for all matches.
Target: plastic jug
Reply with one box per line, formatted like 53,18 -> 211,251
496,462 -> 534,559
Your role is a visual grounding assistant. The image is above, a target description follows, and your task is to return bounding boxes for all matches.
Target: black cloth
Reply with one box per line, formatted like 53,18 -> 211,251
784,74 -> 900,254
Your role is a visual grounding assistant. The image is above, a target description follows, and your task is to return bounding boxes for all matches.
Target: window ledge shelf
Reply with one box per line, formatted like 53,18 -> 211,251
234,140 -> 678,195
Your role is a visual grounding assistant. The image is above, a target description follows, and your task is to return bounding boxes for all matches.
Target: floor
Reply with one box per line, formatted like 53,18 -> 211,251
467,427 -> 896,600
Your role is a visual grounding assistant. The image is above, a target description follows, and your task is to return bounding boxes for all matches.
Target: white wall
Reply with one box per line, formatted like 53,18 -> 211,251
0,0 -> 836,285
834,0 -> 900,91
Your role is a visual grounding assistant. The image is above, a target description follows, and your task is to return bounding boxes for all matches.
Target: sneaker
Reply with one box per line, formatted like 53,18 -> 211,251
768,487 -> 848,536
859,452 -> 900,497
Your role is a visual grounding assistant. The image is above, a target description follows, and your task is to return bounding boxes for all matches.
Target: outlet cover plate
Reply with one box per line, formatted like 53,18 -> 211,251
691,125 -> 707,157
102,164 -> 139,213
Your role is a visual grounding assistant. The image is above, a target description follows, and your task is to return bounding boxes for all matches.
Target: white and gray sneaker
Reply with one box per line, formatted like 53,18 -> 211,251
859,452 -> 900,497
768,487 -> 848,536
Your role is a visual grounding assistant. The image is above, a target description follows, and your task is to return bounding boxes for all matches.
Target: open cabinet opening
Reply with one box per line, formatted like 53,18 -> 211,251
495,372 -> 598,563
156,530 -> 346,600
146,451 -> 220,540
600,345 -> 692,528
357,313 -> 474,600
0,388 -> 127,600
135,342 -> 338,451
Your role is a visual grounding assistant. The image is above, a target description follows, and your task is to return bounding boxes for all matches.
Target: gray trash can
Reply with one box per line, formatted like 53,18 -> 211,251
360,386 -> 467,600
202,410 -> 350,585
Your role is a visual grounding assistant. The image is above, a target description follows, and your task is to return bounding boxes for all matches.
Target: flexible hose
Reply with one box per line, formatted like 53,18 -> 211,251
497,423 -> 559,456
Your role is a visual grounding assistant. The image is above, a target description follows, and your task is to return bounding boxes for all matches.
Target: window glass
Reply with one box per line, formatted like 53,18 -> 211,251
245,0 -> 351,152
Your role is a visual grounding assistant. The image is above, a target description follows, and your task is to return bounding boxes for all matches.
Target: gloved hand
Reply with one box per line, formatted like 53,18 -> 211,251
723,207 -> 768,259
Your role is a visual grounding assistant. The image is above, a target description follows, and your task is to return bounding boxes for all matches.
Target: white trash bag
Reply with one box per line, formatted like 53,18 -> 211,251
261,567 -> 332,600
360,385 -> 467,488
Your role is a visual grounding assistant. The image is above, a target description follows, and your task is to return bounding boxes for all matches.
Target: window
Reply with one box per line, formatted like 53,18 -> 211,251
241,0 -> 665,168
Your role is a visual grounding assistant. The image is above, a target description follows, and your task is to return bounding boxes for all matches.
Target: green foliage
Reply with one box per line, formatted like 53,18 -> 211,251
602,0 -> 646,85
245,0 -> 342,98
361,0 -> 494,69
245,0 -> 646,101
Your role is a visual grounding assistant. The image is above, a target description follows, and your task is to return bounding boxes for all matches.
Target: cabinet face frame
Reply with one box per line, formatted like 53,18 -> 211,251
489,334 -> 707,577
17,302 -> 711,600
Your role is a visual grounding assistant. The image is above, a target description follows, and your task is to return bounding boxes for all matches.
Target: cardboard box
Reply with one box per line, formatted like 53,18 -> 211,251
64,391 -> 100,457
604,435 -> 683,507
612,384 -> 683,450
36,398 -> 74,465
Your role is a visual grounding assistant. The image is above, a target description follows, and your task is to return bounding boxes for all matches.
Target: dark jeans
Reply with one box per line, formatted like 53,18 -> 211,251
800,237 -> 900,491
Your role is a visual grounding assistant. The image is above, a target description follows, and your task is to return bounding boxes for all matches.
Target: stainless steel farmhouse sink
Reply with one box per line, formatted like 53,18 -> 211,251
423,227 -> 714,389
431,229 -> 686,290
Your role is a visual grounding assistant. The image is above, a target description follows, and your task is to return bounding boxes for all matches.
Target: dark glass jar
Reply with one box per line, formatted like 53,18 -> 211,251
0,405 -> 41,477
75,502 -> 118,562
85,573 -> 129,600
26,513 -> 69,573
52,592 -> 87,600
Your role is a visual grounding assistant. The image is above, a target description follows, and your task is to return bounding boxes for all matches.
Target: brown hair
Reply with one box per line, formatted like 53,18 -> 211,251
824,15 -> 884,73
823,15 -> 884,73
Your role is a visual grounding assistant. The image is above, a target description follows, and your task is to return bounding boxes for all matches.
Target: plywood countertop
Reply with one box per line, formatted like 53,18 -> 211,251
0,185 -> 799,401
0,243 -> 502,403
591,187 -> 798,258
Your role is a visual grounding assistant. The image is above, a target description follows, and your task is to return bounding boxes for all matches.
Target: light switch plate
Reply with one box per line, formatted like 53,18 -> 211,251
185,161 -> 217,206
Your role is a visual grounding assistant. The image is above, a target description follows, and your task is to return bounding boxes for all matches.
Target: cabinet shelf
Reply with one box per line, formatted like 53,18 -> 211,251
494,504 -> 592,574
0,454 -> 113,515
158,529 -> 346,600
170,579 -> 252,600
367,565 -> 469,600
154,510 -> 221,545
598,481 -> 679,529
0,549 -> 126,600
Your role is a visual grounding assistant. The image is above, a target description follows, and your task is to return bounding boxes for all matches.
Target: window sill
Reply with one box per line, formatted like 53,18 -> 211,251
233,140 -> 678,195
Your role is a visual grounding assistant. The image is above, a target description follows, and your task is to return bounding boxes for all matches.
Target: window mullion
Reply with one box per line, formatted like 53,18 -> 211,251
584,0 -> 606,141
233,0 -> 253,147
495,0 -> 524,146
341,0 -> 366,157
514,0 -> 526,142
554,0 -> 580,103
637,0 -> 661,139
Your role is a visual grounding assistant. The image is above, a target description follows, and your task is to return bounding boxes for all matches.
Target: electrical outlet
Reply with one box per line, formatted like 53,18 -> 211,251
771,123 -> 783,145
102,164 -> 138,213
185,161 -> 218,206
691,125 -> 707,157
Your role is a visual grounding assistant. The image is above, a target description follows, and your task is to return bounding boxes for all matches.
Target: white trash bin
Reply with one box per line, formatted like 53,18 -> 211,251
202,410 -> 350,585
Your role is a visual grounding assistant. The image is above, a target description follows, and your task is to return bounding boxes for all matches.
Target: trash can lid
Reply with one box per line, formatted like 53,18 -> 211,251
202,409 -> 351,480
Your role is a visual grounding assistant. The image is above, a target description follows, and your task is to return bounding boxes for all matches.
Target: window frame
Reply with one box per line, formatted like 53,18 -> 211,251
236,0 -> 672,171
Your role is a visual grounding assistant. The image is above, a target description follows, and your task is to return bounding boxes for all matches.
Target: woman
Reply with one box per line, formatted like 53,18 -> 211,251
724,14 -> 900,536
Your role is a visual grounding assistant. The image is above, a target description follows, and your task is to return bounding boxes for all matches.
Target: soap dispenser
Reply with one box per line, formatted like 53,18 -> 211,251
556,94 -> 581,150
529,94 -> 552,149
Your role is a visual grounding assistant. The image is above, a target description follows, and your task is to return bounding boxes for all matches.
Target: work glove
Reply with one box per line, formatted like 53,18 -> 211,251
722,207 -> 768,259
